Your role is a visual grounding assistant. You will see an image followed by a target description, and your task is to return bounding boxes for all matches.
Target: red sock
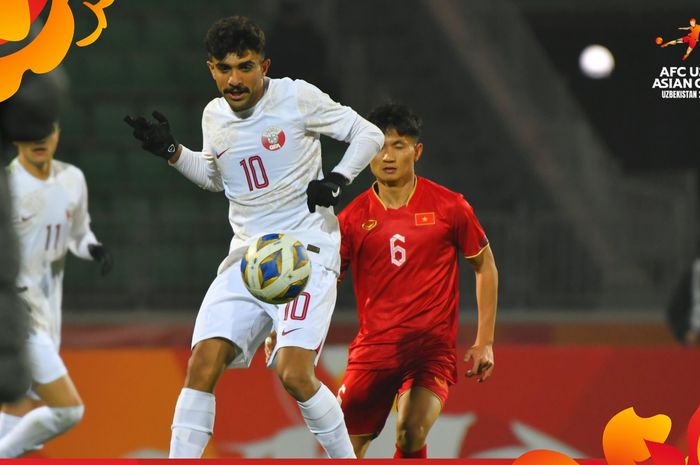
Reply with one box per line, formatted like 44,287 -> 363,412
394,444 -> 427,458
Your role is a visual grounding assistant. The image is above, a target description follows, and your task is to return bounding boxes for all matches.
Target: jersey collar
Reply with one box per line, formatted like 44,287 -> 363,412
371,176 -> 419,211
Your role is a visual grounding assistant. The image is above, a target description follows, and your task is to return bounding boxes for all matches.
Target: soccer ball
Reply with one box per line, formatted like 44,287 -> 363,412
241,233 -> 311,305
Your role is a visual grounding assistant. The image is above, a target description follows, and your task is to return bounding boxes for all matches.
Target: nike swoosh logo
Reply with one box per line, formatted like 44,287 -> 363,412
20,215 -> 35,223
281,328 -> 302,336
215,148 -> 230,159
331,187 -> 340,198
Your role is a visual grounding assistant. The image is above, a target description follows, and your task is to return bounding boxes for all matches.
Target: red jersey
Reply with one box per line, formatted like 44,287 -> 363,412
339,177 -> 488,376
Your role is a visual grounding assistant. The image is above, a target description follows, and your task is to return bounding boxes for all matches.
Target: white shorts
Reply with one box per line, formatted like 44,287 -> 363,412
191,259 -> 338,369
27,331 -> 67,385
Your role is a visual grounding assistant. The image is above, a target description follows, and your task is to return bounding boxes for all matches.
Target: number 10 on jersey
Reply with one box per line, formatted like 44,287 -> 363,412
239,156 -> 269,191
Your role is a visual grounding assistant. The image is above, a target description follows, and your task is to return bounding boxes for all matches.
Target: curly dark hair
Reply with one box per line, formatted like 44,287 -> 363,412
205,16 -> 266,60
367,102 -> 422,140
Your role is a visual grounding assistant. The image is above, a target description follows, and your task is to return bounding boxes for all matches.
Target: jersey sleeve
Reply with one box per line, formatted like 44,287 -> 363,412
453,195 -> 489,258
169,106 -> 224,192
338,207 -> 353,282
68,169 -> 99,260
295,80 -> 383,183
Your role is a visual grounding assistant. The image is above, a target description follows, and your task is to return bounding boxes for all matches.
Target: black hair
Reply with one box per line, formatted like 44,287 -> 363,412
367,102 -> 422,140
0,73 -> 61,143
205,16 -> 266,60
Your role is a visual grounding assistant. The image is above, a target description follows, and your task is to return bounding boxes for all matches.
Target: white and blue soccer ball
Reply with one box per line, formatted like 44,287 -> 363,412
241,233 -> 311,305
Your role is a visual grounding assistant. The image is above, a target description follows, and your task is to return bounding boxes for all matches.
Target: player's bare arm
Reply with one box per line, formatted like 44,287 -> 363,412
465,245 -> 498,382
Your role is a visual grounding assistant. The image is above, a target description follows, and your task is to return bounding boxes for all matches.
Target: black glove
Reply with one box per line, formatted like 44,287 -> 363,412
306,172 -> 348,213
124,111 -> 178,160
88,244 -> 113,276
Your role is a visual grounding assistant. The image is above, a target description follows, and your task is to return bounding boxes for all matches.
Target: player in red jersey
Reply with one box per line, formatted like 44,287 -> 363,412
264,102 -> 498,457
336,102 -> 498,458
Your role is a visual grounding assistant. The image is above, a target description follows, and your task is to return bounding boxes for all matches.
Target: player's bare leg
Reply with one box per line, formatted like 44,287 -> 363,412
349,434 -> 373,458
394,387 -> 442,458
275,347 -> 320,400
275,347 -> 355,458
0,376 -> 83,457
184,337 -> 238,392
170,337 -> 239,458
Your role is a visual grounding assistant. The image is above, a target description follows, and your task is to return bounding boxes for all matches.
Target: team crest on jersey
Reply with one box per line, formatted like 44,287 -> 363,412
361,219 -> 378,231
261,127 -> 286,151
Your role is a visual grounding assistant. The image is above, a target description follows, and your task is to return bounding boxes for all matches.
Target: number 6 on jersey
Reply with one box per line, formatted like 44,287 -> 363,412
390,233 -> 406,267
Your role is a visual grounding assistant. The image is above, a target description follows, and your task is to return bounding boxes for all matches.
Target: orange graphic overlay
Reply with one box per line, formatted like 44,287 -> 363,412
76,0 -> 114,47
512,450 -> 580,465
0,0 -> 74,102
0,0 -> 115,102
0,0 -> 49,45
0,0 -> 31,42
602,407 -> 672,465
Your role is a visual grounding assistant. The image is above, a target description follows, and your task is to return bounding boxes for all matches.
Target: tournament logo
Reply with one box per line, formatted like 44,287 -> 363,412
261,126 -> 286,151
653,17 -> 700,99
0,0 -> 115,102
656,17 -> 699,61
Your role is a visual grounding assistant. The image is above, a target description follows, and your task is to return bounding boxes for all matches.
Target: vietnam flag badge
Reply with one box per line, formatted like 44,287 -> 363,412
414,212 -> 435,226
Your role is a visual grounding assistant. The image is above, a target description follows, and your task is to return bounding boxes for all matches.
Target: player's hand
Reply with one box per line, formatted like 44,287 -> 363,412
88,244 -> 113,276
306,172 -> 348,213
124,111 -> 179,160
464,343 -> 494,383
264,331 -> 277,364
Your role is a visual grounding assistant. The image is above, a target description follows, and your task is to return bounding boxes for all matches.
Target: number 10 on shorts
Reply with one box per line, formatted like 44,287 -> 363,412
283,292 -> 311,321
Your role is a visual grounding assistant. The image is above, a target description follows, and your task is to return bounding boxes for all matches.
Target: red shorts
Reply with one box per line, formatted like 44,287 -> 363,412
337,361 -> 453,438
683,35 -> 698,48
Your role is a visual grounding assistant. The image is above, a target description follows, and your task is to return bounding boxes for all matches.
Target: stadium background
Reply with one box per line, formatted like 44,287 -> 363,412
3,0 -> 700,459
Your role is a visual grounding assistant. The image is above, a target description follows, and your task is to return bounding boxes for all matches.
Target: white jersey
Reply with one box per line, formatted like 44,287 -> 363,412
6,158 -> 99,345
172,77 -> 384,273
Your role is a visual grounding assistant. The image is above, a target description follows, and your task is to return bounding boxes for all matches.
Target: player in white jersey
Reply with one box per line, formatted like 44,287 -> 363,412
124,15 -> 383,459
0,120 -> 113,457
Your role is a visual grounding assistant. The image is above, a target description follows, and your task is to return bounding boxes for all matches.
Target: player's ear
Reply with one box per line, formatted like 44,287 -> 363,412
206,60 -> 216,80
414,142 -> 424,163
261,58 -> 271,76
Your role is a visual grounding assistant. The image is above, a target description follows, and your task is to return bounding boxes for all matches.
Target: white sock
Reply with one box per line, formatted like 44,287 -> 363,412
0,413 -> 21,440
169,388 -> 215,458
0,406 -> 83,458
0,413 -> 43,451
298,384 -> 355,458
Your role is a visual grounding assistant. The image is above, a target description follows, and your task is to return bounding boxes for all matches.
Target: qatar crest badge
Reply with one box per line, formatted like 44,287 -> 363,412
261,127 -> 286,151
